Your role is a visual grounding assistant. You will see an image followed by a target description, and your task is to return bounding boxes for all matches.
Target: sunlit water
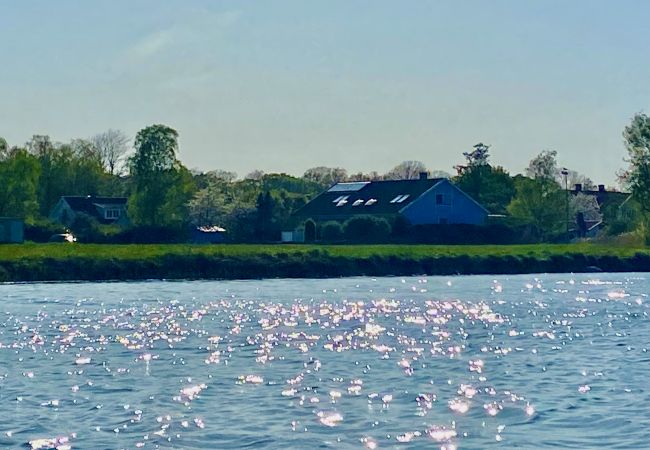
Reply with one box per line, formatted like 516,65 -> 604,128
0,274 -> 649,449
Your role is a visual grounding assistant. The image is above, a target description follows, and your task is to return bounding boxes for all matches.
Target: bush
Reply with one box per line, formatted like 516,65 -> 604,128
320,221 -> 343,242
24,220 -> 66,242
112,225 -> 190,244
408,223 -> 529,244
343,216 -> 391,243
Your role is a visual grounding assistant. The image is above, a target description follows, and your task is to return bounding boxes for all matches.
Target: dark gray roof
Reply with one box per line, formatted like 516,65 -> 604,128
294,178 -> 445,218
61,196 -> 127,223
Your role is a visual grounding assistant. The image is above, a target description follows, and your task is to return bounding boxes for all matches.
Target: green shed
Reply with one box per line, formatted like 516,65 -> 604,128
0,218 -> 24,243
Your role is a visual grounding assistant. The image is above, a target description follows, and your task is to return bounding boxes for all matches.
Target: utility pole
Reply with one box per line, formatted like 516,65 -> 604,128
561,168 -> 569,241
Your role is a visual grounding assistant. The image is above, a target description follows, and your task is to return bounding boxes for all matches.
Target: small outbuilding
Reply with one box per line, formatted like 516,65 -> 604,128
0,218 -> 24,243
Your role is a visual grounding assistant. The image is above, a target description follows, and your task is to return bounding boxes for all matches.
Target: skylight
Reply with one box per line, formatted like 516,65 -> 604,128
352,199 -> 364,206
390,194 -> 410,203
365,198 -> 377,206
327,182 -> 370,193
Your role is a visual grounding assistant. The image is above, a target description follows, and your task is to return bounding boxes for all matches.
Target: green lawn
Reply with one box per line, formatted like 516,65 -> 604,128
0,242 -> 647,261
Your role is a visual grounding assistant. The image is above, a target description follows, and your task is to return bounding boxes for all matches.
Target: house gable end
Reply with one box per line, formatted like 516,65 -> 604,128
400,179 -> 488,225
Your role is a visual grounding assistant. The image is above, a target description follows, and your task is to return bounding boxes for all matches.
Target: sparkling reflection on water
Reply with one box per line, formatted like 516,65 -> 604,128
0,274 -> 649,449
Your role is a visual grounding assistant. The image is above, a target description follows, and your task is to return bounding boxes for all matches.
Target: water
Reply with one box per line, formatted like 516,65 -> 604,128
0,274 -> 648,449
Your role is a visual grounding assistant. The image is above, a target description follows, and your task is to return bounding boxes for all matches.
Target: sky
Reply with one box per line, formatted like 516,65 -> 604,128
1,0 -> 649,185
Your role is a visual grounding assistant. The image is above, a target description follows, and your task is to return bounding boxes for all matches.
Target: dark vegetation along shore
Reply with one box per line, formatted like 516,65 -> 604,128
1,243 -> 650,283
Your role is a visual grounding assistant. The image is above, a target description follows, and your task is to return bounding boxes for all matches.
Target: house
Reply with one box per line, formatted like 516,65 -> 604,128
570,184 -> 631,237
0,218 -> 24,243
293,173 -> 488,230
49,196 -> 129,227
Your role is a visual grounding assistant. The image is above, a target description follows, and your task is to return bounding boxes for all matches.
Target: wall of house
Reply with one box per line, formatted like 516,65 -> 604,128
49,200 -> 76,226
400,180 -> 487,225
0,219 -> 24,243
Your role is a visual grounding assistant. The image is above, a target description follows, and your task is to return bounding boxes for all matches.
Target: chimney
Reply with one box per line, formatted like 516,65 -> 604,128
598,184 -> 605,192
574,183 -> 582,192
419,172 -> 428,180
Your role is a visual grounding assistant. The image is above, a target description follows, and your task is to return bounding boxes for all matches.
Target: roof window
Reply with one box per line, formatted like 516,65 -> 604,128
390,194 -> 410,203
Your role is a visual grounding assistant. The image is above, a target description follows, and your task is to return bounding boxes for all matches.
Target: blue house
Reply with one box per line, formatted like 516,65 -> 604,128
294,173 -> 488,226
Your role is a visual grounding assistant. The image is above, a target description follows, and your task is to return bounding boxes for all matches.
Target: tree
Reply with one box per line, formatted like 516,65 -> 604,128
92,129 -> 129,175
254,191 -> 276,241
454,144 -> 515,214
459,142 -> 490,171
622,113 -> 650,214
245,170 -> 265,180
128,125 -> 194,227
303,166 -> 348,188
507,175 -> 565,239
0,148 -> 40,220
385,160 -> 428,180
0,137 -> 7,159
527,150 -> 595,189
526,150 -> 559,182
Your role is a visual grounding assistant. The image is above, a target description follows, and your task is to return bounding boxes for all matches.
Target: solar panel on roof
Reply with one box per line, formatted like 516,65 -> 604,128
327,182 -> 370,192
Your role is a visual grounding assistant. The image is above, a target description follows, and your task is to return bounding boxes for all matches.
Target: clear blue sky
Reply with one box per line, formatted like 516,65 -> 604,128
1,0 -> 649,184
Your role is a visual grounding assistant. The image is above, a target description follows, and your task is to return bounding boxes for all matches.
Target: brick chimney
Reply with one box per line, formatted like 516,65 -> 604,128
419,172 -> 428,180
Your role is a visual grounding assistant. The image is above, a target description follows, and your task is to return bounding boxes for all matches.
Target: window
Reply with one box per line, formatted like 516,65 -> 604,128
105,209 -> 121,219
365,199 -> 377,206
436,194 -> 450,205
390,194 -> 411,204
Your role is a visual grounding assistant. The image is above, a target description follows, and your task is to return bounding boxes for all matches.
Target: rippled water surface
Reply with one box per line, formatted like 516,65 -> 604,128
1,274 -> 649,449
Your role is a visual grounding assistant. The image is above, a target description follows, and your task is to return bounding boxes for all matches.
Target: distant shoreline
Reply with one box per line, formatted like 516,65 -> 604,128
0,243 -> 649,282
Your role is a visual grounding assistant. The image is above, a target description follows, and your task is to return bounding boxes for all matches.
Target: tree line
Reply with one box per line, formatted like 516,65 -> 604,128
1,114 -> 649,243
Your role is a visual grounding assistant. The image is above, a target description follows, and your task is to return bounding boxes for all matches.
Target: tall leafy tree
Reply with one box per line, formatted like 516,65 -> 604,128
254,191 -> 276,241
623,113 -> 650,214
507,175 -> 565,239
0,147 -> 40,220
128,125 -> 194,227
454,143 -> 515,214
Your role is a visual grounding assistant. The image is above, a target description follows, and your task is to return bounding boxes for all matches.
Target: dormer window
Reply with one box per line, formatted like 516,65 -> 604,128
365,199 -> 377,206
105,209 -> 121,219
352,199 -> 364,206
333,195 -> 349,204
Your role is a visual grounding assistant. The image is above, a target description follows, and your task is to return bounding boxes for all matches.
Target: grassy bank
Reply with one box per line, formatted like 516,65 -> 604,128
0,243 -> 649,282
